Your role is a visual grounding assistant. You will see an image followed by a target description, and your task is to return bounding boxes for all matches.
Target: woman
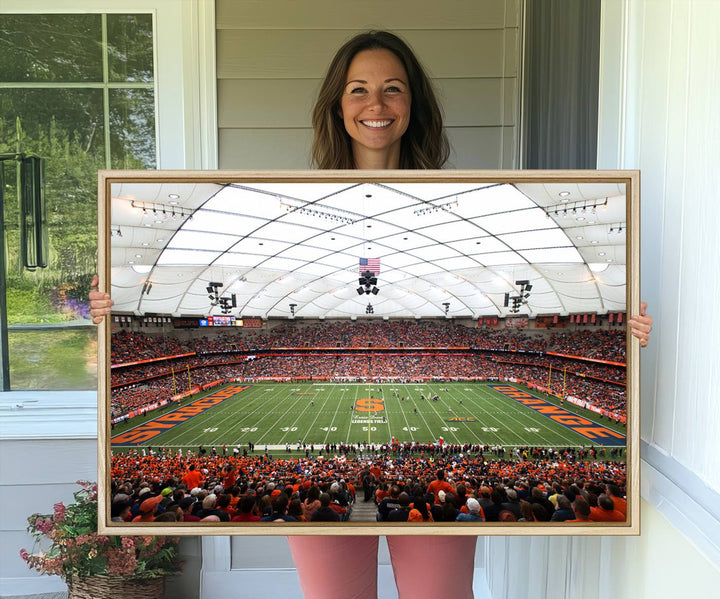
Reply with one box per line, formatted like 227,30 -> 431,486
310,31 -> 448,170
301,484 -> 322,520
90,30 -> 653,599
409,484 -> 433,522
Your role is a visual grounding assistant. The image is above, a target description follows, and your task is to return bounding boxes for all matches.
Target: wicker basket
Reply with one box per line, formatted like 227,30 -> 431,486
67,575 -> 164,599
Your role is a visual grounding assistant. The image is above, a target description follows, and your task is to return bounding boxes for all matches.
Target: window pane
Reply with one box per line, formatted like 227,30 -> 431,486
8,329 -> 97,390
0,89 -> 106,161
107,14 -> 155,83
0,13 -> 157,391
0,14 -> 102,82
1,88 -> 105,289
1,88 -> 103,390
110,88 -> 157,168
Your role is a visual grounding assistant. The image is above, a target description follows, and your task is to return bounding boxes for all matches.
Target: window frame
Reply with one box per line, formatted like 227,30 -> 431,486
0,0 -> 217,170
0,0 -> 216,407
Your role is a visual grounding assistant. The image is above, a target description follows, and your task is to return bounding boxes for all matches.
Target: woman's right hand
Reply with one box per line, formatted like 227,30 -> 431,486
89,274 -> 113,324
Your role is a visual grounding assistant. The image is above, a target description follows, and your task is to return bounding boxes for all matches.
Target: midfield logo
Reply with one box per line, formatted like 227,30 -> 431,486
354,398 -> 385,412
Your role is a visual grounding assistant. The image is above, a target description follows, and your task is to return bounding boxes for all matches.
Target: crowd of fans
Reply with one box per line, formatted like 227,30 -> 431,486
112,322 -> 627,365
109,449 -> 627,524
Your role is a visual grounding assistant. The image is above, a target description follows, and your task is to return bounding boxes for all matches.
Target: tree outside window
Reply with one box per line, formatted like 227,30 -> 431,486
0,13 -> 156,390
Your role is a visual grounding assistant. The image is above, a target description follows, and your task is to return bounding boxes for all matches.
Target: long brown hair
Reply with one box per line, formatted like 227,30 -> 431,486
311,31 -> 449,170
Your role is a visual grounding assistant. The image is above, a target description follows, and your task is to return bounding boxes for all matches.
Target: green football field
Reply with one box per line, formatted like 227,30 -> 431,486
111,382 -> 626,453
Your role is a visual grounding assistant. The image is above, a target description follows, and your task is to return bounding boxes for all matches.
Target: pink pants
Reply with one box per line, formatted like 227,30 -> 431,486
287,535 -> 477,599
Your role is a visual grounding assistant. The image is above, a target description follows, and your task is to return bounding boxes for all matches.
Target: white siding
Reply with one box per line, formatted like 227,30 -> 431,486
486,0 -> 720,596
607,0 -> 720,491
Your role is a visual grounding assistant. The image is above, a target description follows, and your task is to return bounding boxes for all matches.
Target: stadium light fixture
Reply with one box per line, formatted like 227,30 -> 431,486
358,270 -> 379,296
544,197 -> 608,218
504,281 -> 533,313
206,282 -> 222,306
218,294 -> 236,314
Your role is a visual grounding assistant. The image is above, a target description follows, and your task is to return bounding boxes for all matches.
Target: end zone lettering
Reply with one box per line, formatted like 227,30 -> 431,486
112,385 -> 249,446
489,385 -> 625,446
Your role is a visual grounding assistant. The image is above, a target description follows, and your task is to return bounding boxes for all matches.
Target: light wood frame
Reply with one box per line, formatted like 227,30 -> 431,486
97,169 -> 640,536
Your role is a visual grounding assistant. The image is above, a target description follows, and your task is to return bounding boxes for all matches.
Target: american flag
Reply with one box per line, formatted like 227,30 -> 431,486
359,257 -> 381,275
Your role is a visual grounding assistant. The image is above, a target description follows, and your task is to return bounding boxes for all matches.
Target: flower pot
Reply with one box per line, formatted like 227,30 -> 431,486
67,575 -> 164,599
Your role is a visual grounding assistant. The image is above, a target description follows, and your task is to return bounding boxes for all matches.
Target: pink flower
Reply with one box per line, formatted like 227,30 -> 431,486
19,548 -> 29,562
53,503 -> 66,522
42,556 -> 64,576
121,537 -> 135,549
34,518 -> 53,535
107,547 -> 137,576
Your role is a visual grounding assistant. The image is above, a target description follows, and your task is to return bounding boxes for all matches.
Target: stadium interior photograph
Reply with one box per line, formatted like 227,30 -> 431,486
102,172 -> 638,536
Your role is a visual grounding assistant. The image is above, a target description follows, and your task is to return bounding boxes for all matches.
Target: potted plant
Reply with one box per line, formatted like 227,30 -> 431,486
20,480 -> 182,598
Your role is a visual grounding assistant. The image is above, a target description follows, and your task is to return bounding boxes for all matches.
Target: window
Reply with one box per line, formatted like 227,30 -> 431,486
0,13 -> 156,390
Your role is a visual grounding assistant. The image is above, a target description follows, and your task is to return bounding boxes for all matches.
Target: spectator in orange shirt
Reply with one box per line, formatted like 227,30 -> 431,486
181,464 -> 204,490
606,484 -> 627,516
589,494 -> 625,522
427,469 -> 455,504
222,463 -> 237,490
566,497 -> 592,522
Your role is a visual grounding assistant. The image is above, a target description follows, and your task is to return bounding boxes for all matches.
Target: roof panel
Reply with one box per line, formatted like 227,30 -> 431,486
110,179 -> 628,318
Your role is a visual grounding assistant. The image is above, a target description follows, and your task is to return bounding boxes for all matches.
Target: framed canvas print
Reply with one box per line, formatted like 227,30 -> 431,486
97,169 -> 640,535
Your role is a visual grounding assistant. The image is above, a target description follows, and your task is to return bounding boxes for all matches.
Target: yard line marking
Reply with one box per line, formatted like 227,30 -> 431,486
394,388 -> 415,442
421,386 -> 465,445
277,385 -> 325,445
345,386 -> 361,445
211,384 -> 290,445
217,385 -> 279,442
322,386 -> 348,445
135,384 -> 260,448
255,387 -> 308,445
458,384 -> 561,447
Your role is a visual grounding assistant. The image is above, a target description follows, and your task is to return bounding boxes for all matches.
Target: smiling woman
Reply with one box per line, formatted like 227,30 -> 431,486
311,31 -> 448,170
340,48 -> 412,169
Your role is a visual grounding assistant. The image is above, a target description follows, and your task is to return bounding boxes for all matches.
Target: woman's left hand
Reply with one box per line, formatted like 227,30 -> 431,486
628,301 -> 652,348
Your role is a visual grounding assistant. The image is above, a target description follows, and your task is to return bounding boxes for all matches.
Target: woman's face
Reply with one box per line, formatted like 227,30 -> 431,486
340,48 -> 411,168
